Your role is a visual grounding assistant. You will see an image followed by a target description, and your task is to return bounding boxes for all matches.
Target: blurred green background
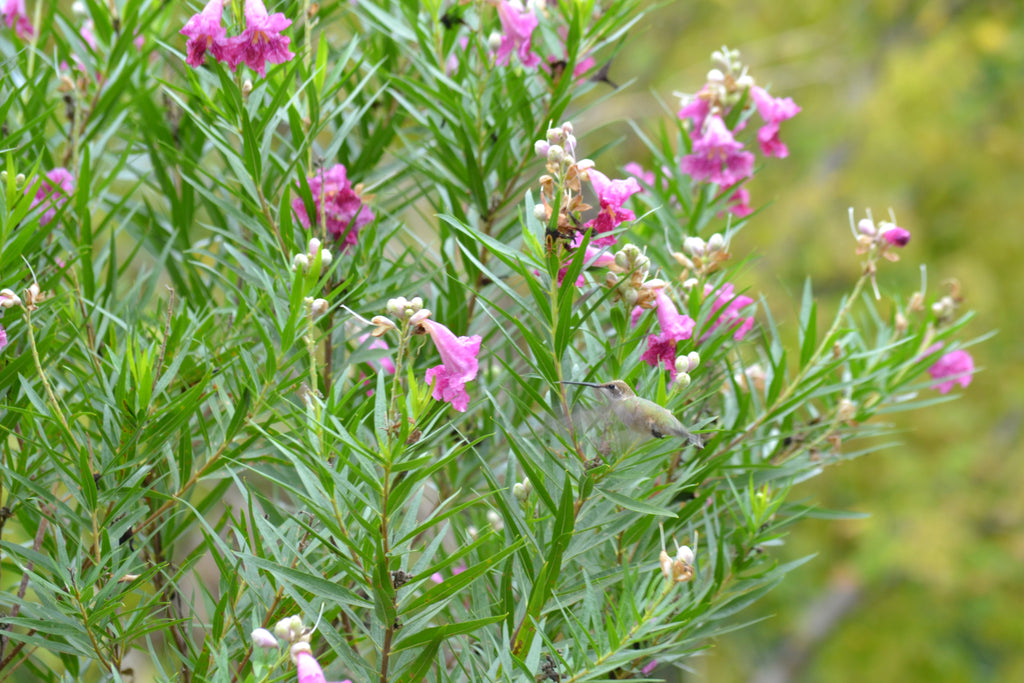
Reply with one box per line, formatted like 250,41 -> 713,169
603,0 -> 1024,680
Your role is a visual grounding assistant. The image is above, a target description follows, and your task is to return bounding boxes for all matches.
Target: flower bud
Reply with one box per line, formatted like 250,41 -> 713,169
467,525 -> 479,540
546,127 -> 565,145
534,140 -> 550,158
319,248 -> 333,267
706,68 -> 725,83
274,615 -> 303,642
857,218 -> 876,237
309,298 -> 329,318
675,372 -> 691,388
675,545 -> 694,566
307,238 -> 322,256
487,510 -> 504,532
0,289 -> 21,309
686,351 -> 700,371
681,278 -> 699,291
622,287 -> 639,308
659,549 -> 673,581
292,253 -> 310,272
241,80 -> 253,97
894,312 -> 908,335
837,398 -> 856,423
533,203 -> 548,221
707,233 -> 725,253
409,296 -> 423,311
560,121 -> 574,136
487,31 -> 502,51
513,482 -> 529,502
14,173 -> 25,187
683,236 -> 705,257
385,297 -> 408,317
546,145 -> 565,164
251,628 -> 278,649
880,223 -> 911,247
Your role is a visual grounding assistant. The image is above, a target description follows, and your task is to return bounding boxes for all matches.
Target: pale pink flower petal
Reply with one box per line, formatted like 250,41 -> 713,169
28,168 -> 75,226
750,85 -> 800,158
640,289 -> 695,378
702,283 -> 755,341
583,169 -> 641,246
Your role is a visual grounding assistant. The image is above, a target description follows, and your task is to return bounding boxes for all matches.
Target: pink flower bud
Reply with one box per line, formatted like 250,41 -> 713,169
880,224 -> 911,247
251,627 -> 278,649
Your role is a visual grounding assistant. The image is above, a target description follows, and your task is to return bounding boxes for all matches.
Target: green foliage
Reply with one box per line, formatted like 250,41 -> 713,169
0,2 -> 979,682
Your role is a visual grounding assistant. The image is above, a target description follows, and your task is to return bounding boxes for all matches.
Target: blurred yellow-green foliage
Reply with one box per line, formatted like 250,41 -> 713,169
607,0 -> 1023,680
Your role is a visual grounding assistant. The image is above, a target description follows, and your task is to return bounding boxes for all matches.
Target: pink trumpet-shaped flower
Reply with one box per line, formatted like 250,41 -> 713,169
750,85 -> 801,159
180,0 -> 230,68
2,0 -> 32,39
420,318 -> 482,413
225,0 -> 295,77
584,169 -> 641,247
703,283 -> 755,341
293,648 -> 351,683
640,289 -> 696,379
925,345 -> 973,394
28,168 -> 75,226
292,164 -> 374,250
495,1 -> 540,68
680,115 -> 754,187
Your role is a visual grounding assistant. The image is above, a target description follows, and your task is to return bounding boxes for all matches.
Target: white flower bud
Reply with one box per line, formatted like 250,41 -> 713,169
487,509 -> 504,532
513,482 -> 529,502
622,287 -> 639,308
487,31 -> 502,51
546,127 -> 565,145
675,372 -> 691,388
675,544 -> 694,565
707,233 -> 725,252
291,253 -> 310,272
309,298 -> 329,318
614,251 -> 629,270
0,288 -> 21,308
14,173 -> 25,187
274,615 -> 303,642
857,218 -> 877,237
534,140 -> 550,157
533,203 -> 548,221
385,297 -> 408,317
289,641 -> 311,664
251,628 -> 278,649
686,351 -> 700,371
241,80 -> 253,97
707,67 -> 725,83
735,74 -> 754,89
467,525 -> 479,540
370,315 -> 397,336
307,237 -> 322,256
319,249 -> 333,267
683,236 -> 706,257
560,121 -> 574,136
681,278 -> 699,292
409,296 -> 423,311
546,145 -> 565,164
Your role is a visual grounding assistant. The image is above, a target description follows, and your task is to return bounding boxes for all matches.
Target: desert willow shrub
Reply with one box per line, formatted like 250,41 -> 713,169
0,1 -> 979,681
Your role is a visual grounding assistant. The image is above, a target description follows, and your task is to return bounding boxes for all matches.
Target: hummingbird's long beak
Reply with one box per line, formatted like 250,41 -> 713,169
560,380 -> 603,388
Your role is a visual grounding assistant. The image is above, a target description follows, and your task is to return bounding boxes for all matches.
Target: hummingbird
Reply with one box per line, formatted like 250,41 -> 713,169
561,380 -> 704,448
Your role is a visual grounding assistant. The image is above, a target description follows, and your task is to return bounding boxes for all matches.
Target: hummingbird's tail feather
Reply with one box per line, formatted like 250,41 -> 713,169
673,427 -> 704,449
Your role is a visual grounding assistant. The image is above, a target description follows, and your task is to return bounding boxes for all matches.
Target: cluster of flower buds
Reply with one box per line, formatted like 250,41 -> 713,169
293,237 -> 334,273
512,477 -> 533,503
384,296 -> 424,321
930,280 -> 963,326
534,121 -> 595,245
672,232 -> 730,277
853,210 -> 911,261
1,283 -> 47,312
606,244 -> 664,309
251,614 -> 352,683
673,351 -> 701,389
660,543 -> 696,584
701,46 -> 754,111
305,297 -> 329,319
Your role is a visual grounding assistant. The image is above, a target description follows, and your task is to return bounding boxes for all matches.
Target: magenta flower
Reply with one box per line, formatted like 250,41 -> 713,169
719,184 -> 752,217
0,324 -> 7,352
292,164 -> 374,249
180,0 -> 230,68
881,224 -> 911,247
2,0 -> 32,39
925,345 -> 973,394
420,318 -> 482,413
680,115 -> 755,187
294,648 -> 351,683
28,168 -> 75,226
225,0 -> 295,78
640,289 -> 696,379
583,169 -> 641,247
750,86 -> 800,158
703,283 -> 755,341
677,92 -> 711,131
495,1 -> 541,68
